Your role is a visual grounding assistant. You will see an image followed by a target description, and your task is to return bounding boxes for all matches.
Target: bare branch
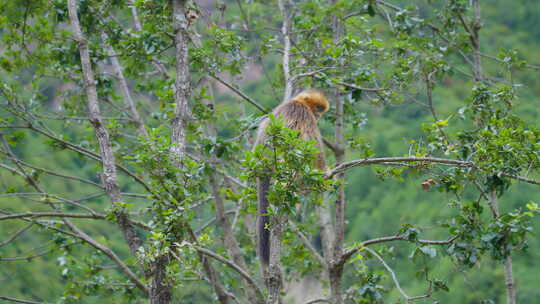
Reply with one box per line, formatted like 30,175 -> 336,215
0,223 -> 33,247
0,296 -> 49,304
66,220 -> 149,294
0,242 -> 76,261
341,235 -> 458,264
26,124 -> 153,193
210,74 -> 268,113
102,31 -> 148,137
0,150 -> 103,189
332,80 -> 385,92
0,212 -> 106,221
278,0 -> 293,102
186,244 -> 264,302
480,52 -> 540,70
363,247 -> 431,302
506,173 -> 540,185
326,155 -> 540,187
327,156 -> 474,178
126,0 -> 170,77
304,299 -> 331,304
289,221 -> 325,266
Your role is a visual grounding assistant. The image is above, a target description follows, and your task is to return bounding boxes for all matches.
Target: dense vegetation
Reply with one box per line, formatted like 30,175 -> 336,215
1,0 -> 539,303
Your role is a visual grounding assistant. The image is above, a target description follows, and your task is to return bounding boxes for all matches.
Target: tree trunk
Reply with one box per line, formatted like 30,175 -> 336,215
266,216 -> 284,304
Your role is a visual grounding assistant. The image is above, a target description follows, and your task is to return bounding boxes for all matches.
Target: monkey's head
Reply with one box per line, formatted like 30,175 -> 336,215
292,89 -> 329,119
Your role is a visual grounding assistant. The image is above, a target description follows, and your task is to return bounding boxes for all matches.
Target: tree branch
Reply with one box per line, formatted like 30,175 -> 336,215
102,31 -> 148,137
170,0 -> 191,159
278,0 -> 293,102
186,244 -> 264,302
0,223 -> 33,247
0,296 -> 48,304
210,74 -> 268,113
68,0 -> 143,259
289,221 -> 325,266
327,156 -> 474,178
0,212 -> 106,221
363,247 -> 431,302
341,235 -> 458,264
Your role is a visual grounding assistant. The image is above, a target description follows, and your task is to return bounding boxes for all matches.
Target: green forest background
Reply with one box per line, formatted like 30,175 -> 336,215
1,0 -> 540,303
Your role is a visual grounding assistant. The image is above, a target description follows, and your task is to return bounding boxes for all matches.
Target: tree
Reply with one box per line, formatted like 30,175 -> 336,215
0,0 -> 539,303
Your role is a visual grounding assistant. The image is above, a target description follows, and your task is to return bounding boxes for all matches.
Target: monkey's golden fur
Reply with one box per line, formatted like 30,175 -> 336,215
254,89 -> 329,266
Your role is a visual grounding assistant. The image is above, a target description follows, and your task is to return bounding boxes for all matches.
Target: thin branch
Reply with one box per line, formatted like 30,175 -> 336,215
186,245 -> 265,302
322,137 -> 342,155
62,216 -> 149,294
25,125 -> 152,193
324,154 -> 540,186
327,156 -> 474,178
341,235 -> 457,264
289,221 -> 325,266
503,173 -> 540,185
304,299 -> 331,304
126,0 -> 169,77
375,0 -> 401,11
332,79 -> 385,92
0,212 -> 106,221
479,52 -> 540,70
363,247 -> 431,302
196,210 -> 236,234
0,296 -> 49,304
102,31 -> 148,137
0,209 -> 150,231
210,74 -> 268,113
0,151 -> 102,189
288,68 -> 332,89
4,122 -> 147,294
1,247 -> 56,261
0,191 -> 101,215
0,223 -> 33,247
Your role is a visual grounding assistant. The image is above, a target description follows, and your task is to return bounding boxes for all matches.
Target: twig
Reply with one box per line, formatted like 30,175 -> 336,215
0,223 -> 33,247
102,31 -> 148,137
479,52 -> 540,70
0,212 -> 106,221
341,235 -> 457,264
289,221 -> 325,266
210,74 -> 268,113
0,296 -> 49,304
26,125 -> 153,193
363,247 -> 430,302
304,299 -> 331,304
0,151 -> 103,189
326,78 -> 385,92
185,244 -> 264,302
327,156 -> 474,178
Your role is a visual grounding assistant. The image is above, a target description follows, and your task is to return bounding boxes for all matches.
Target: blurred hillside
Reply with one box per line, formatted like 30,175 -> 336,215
1,0 -> 540,303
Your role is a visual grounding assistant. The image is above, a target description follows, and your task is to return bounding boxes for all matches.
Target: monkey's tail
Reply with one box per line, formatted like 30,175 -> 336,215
257,176 -> 271,267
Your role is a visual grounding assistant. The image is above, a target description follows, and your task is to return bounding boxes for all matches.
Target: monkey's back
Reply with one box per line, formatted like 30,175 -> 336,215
254,101 -> 325,168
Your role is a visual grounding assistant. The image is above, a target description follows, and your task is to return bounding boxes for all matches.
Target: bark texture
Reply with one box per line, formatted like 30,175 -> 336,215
67,0 -> 143,274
